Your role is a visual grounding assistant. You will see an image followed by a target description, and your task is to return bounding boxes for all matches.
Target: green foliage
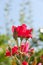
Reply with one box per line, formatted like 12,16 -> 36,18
0,46 -> 12,65
0,34 -> 9,45
0,34 -> 11,65
34,49 -> 43,62
39,33 -> 43,41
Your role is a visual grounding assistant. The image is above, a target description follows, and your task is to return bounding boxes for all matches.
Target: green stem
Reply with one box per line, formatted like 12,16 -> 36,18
15,38 -> 18,46
15,55 -> 21,65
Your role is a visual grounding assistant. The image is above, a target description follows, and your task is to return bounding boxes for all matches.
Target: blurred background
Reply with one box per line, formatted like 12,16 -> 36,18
0,0 -> 43,65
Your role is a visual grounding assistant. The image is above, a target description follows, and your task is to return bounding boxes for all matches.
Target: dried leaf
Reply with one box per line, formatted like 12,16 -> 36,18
31,58 -> 37,65
12,61 -> 17,65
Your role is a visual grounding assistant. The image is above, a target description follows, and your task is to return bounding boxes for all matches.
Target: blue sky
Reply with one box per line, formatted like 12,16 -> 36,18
0,0 -> 43,34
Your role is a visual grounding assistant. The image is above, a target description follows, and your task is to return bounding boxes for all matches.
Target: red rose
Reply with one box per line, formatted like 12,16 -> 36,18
16,26 -> 21,33
12,46 -> 18,55
21,44 -> 25,52
21,42 -> 30,53
22,24 -> 27,30
12,25 -> 17,32
29,28 -> 33,33
18,31 -> 25,37
6,46 -> 18,56
17,24 -> 27,37
25,30 -> 32,38
12,24 -> 32,38
6,50 -> 11,56
22,61 -> 28,65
